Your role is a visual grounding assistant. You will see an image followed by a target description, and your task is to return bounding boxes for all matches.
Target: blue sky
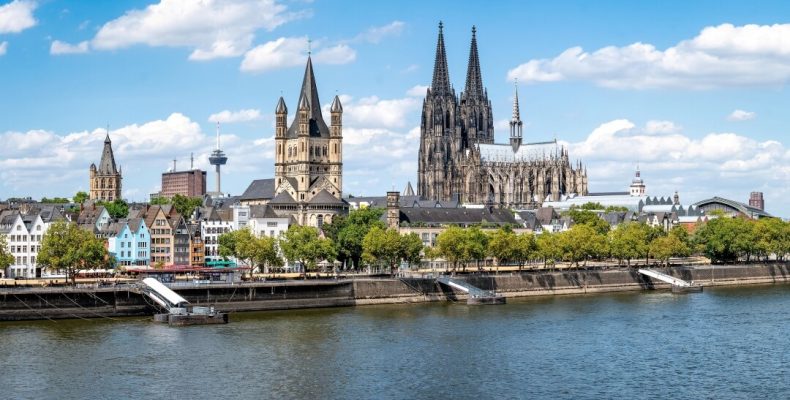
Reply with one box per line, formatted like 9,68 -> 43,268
1,0 -> 788,216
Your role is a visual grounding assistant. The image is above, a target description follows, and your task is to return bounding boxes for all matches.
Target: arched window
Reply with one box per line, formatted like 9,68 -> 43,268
317,215 -> 324,228
323,146 -> 327,156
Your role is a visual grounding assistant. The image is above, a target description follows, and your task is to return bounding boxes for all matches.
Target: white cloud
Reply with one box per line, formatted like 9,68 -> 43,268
50,40 -> 90,55
406,85 -> 428,97
324,95 -> 420,129
644,120 -> 681,134
0,0 -> 37,34
508,23 -> 790,89
0,41 -> 6,56
240,36 -> 356,72
87,0 -> 302,61
208,109 -> 262,123
352,21 -> 405,44
727,109 -> 756,121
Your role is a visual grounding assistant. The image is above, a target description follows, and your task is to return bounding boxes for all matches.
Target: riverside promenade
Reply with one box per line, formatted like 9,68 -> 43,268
0,263 -> 788,321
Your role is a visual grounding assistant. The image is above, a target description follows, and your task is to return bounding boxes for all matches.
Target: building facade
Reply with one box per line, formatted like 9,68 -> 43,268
107,218 -> 150,267
89,133 -> 123,202
417,24 -> 587,209
271,56 -> 348,227
161,169 -> 207,198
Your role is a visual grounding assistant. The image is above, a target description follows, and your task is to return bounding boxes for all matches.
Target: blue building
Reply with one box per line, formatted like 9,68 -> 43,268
108,218 -> 150,267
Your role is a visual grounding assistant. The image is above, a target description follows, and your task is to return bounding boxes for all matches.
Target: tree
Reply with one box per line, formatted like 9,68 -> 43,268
171,194 -> 203,220
41,197 -> 70,204
362,226 -> 402,274
608,223 -> 650,266
436,226 -> 466,272
324,208 -> 385,269
399,233 -> 424,270
37,220 -> 109,284
101,199 -> 129,219
513,233 -> 537,270
150,196 -> 171,206
536,231 -> 561,269
423,245 -> 440,271
0,235 -> 14,274
488,227 -> 517,268
694,217 -> 756,263
569,208 -> 610,235
463,227 -> 489,271
73,191 -> 89,204
558,224 -> 607,268
279,225 -> 335,277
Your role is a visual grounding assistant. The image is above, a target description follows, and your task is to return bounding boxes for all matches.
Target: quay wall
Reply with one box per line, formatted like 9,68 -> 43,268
0,264 -> 788,321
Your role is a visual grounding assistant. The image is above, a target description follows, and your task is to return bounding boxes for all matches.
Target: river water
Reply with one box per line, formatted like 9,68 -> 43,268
1,285 -> 789,399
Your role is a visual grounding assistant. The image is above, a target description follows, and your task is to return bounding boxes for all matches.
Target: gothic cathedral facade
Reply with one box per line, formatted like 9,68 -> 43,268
418,23 -> 588,208
272,56 -> 347,227
89,133 -> 122,202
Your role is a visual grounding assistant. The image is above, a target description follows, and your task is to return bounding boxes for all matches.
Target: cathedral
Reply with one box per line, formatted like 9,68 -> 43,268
89,132 -> 122,202
271,55 -> 348,227
417,23 -> 588,209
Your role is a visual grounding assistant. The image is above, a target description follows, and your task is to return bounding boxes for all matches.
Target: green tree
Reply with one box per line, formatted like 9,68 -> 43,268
37,220 -> 109,284
172,194 -> 203,220
463,227 -> 489,271
558,224 -> 607,268
649,232 -> 689,267
693,217 -> 757,263
608,223 -> 650,266
536,231 -> 561,269
150,196 -> 171,206
279,225 -> 335,277
41,197 -> 70,203
73,191 -> 89,204
0,235 -> 14,274
362,226 -> 402,274
513,232 -> 537,270
399,233 -> 424,270
101,199 -> 129,219
488,227 -> 517,268
568,206 -> 610,235
323,208 -> 385,269
436,226 -> 466,272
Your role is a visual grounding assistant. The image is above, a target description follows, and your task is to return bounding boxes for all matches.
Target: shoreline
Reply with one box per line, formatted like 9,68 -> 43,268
0,263 -> 787,321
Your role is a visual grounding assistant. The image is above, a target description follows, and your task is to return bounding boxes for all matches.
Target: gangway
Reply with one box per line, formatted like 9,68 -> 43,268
436,276 -> 505,305
138,278 -> 228,325
637,269 -> 702,293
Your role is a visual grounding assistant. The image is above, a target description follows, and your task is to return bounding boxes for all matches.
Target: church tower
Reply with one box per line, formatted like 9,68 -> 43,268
418,22 -> 461,202
272,55 -> 346,227
459,26 -> 494,147
89,131 -> 122,202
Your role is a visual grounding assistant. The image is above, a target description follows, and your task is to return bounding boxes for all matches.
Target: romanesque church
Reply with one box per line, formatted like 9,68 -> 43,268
418,23 -> 588,208
89,133 -> 122,202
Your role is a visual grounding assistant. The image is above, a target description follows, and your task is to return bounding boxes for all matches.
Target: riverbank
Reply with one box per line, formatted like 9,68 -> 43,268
0,263 -> 787,321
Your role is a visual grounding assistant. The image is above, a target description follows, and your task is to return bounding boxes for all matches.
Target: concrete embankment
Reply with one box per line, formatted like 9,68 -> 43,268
1,263 -> 788,321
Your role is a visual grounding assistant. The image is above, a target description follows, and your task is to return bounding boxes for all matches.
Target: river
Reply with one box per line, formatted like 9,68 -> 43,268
1,284 -> 788,399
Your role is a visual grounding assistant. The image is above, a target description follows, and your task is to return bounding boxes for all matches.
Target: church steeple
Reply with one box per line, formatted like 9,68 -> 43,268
98,130 -> 118,175
464,26 -> 483,98
287,55 -> 329,138
431,21 -> 451,96
509,82 -> 523,152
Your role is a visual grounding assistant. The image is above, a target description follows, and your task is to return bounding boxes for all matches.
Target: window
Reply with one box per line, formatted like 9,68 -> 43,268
266,222 -> 277,227
36,225 -> 41,231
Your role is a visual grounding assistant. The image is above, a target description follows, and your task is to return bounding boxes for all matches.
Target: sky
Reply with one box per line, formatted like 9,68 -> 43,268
0,0 -> 788,217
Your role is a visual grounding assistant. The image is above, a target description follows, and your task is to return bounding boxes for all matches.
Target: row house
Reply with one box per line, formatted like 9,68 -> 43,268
197,206 -> 234,266
144,205 -> 180,266
0,205 -> 66,278
107,218 -> 150,266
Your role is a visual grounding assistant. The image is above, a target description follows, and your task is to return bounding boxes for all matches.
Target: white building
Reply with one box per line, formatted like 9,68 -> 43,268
0,205 -> 67,278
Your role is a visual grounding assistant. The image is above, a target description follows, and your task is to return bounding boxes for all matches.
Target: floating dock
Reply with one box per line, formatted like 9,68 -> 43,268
638,268 -> 703,294
141,278 -> 229,325
437,276 -> 506,305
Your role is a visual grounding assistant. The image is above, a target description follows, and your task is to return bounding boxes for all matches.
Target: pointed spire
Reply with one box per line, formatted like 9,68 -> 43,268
98,126 -> 118,175
511,80 -> 521,122
464,25 -> 484,98
276,96 -> 287,114
287,55 -> 330,137
331,95 -> 343,112
431,21 -> 451,96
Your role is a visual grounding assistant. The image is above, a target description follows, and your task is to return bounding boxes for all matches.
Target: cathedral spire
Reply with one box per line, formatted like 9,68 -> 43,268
431,21 -> 451,96
510,82 -> 523,152
464,25 -> 484,98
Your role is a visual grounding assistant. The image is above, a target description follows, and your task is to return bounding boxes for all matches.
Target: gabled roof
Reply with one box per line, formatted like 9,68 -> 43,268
399,207 -> 517,226
535,207 -> 558,225
269,191 -> 297,205
249,205 -> 279,219
240,178 -> 276,200
309,190 -> 344,205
